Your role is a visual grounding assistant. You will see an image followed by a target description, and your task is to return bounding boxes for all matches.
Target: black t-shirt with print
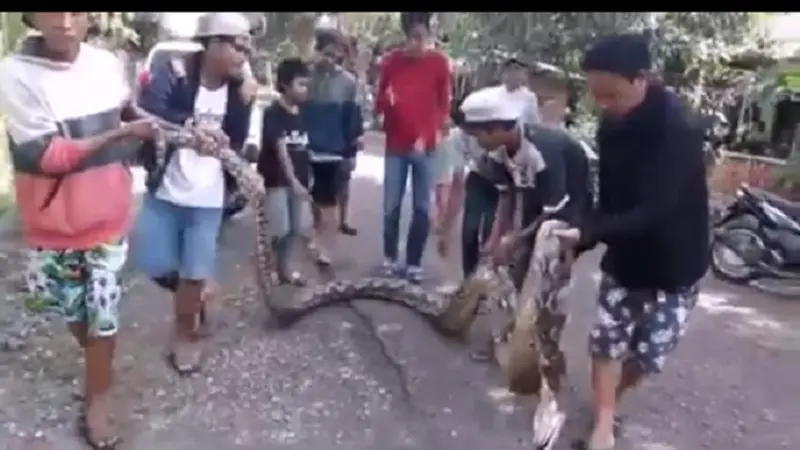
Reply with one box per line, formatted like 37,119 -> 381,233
257,101 -> 310,188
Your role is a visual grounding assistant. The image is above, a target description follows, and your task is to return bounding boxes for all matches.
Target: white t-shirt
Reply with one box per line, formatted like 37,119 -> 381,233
157,85 -> 228,208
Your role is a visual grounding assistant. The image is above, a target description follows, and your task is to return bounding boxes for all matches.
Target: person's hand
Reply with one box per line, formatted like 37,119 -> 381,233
123,118 -> 159,140
480,237 -> 498,259
552,228 -> 581,249
190,128 -> 219,157
412,137 -> 425,154
386,85 -> 396,106
198,126 -> 230,149
492,232 -> 519,265
239,77 -> 259,103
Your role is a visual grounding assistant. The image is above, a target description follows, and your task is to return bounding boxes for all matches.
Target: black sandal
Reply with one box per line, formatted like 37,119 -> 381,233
339,224 -> 358,236
164,341 -> 204,377
77,405 -> 121,450
278,271 -> 307,287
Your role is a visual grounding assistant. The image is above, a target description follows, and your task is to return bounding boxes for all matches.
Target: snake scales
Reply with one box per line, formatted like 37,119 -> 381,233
273,218 -> 572,449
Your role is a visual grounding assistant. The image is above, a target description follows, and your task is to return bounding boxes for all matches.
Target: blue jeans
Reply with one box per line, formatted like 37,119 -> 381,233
383,151 -> 434,267
132,194 -> 223,281
461,172 -> 500,277
264,187 -> 311,274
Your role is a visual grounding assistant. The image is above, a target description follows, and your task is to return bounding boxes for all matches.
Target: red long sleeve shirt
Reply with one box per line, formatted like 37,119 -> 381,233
375,49 -> 451,153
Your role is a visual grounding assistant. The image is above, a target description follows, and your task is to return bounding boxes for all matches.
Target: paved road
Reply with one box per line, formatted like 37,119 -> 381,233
0,140 -> 798,450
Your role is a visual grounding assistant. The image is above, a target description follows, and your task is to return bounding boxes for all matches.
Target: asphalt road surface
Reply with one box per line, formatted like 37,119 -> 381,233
0,137 -> 798,450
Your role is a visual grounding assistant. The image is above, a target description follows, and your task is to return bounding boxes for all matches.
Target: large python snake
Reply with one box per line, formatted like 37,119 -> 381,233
273,214 -> 572,449
153,120 -> 570,448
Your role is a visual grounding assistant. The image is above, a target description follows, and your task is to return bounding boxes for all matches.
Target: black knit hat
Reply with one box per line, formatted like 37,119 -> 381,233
581,33 -> 651,79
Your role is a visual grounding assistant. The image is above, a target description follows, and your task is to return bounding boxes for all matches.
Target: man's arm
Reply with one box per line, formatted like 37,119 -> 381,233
139,59 -> 192,126
342,75 -> 364,156
535,136 -> 568,215
0,69 -> 129,175
374,54 -> 393,118
434,54 -> 452,130
225,86 -> 255,152
440,129 -> 470,234
579,121 -> 698,245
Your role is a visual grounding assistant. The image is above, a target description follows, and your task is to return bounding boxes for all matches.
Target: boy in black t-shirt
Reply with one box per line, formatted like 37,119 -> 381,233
257,58 -> 312,285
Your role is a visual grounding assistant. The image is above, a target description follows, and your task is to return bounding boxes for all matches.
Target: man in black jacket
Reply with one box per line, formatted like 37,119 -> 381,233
554,35 -> 709,450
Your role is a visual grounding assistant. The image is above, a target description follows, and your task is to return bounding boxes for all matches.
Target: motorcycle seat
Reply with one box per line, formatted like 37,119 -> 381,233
748,187 -> 800,219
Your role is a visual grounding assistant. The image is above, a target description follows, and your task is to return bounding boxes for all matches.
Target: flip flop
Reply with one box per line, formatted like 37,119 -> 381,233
278,271 -> 307,287
571,416 -> 624,450
164,341 -> 204,377
339,224 -> 358,236
77,405 -> 121,450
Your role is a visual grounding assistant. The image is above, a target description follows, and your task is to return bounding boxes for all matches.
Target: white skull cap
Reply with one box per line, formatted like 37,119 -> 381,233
194,12 -> 250,39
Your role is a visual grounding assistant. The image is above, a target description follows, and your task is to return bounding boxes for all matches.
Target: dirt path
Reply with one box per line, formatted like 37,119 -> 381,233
1,150 -> 798,449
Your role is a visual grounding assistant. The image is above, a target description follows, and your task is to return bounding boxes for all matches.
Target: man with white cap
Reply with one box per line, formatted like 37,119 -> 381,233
436,87 -> 548,276
132,12 -> 254,376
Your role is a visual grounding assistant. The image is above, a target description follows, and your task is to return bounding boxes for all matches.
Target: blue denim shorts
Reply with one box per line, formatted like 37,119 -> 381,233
132,194 -> 222,281
589,273 -> 698,374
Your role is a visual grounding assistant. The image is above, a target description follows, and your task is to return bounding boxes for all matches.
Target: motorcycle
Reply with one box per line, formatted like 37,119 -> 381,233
710,184 -> 800,294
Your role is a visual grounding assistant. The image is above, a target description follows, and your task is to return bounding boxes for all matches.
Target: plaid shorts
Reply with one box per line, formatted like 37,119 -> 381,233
589,273 -> 698,374
23,239 -> 128,337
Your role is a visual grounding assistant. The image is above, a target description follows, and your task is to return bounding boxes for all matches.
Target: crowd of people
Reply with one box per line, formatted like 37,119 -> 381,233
0,11 -> 709,450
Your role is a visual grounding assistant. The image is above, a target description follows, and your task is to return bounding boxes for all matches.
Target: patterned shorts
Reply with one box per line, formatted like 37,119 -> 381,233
23,239 -> 128,337
589,273 -> 698,374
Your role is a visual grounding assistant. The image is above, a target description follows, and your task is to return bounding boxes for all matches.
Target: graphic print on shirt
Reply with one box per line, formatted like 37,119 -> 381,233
157,85 -> 229,208
284,129 -> 309,150
257,102 -> 312,188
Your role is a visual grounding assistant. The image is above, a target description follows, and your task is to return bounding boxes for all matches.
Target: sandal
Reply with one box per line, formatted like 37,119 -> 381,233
571,416 -> 624,450
307,242 -> 332,267
165,340 -> 204,376
278,271 -> 307,287
77,405 -> 121,450
339,224 -> 358,236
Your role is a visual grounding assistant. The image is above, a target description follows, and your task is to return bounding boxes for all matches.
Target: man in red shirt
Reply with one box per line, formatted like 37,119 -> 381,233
374,12 -> 451,283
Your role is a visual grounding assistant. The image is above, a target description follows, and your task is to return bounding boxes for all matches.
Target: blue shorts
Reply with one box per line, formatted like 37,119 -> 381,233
589,274 -> 698,374
132,194 -> 222,281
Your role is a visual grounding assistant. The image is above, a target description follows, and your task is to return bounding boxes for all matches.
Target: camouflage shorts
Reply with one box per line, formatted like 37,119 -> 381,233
23,239 -> 128,337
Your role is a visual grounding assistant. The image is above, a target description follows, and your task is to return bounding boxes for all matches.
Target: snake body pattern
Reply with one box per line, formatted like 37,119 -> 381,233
155,119 -> 570,448
272,217 -> 572,448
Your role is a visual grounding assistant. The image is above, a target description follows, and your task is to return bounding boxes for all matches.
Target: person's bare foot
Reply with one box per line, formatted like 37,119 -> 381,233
81,395 -> 120,449
168,338 -> 204,375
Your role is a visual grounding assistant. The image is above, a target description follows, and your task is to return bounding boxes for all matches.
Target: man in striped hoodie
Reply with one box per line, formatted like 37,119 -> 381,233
0,12 -> 158,448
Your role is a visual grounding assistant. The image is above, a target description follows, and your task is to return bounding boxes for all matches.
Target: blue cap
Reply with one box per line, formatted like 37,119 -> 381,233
581,33 -> 651,78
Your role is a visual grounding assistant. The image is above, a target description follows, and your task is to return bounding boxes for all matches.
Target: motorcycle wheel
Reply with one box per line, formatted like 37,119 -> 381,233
710,225 -> 764,284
